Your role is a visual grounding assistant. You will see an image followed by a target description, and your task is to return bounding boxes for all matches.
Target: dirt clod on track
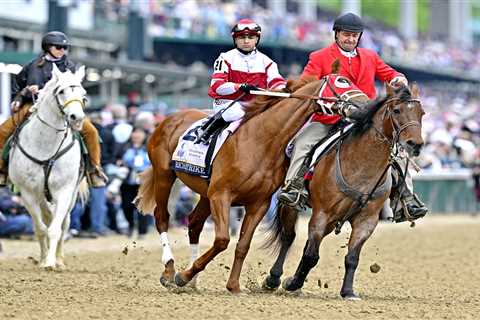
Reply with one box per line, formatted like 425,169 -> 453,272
0,215 -> 479,319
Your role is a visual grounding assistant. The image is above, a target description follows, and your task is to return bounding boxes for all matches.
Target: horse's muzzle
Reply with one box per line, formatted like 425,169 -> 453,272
69,117 -> 85,131
405,140 -> 423,157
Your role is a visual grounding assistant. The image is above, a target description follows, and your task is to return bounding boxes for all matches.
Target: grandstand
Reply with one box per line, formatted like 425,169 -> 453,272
0,0 -> 479,213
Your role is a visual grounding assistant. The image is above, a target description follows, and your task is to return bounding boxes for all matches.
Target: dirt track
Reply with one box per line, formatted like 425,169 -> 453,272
1,214 -> 479,320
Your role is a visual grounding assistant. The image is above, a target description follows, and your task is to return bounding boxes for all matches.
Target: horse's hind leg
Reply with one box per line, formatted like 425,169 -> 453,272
187,196 -> 211,287
263,205 -> 299,291
226,199 -> 270,293
340,210 -> 379,300
283,210 -> 333,291
152,168 -> 177,287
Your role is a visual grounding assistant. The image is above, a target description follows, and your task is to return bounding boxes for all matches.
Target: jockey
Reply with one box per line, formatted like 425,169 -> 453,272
277,12 -> 428,221
196,19 -> 287,144
0,31 -> 108,187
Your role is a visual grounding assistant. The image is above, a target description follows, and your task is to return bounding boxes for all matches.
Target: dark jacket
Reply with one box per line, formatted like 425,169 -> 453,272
11,54 -> 76,103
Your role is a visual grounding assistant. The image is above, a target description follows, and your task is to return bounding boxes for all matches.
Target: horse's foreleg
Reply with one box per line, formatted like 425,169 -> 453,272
44,202 -> 70,269
175,192 -> 231,287
340,210 -> 379,300
226,200 -> 269,294
55,210 -> 71,269
20,195 -> 48,266
187,197 -> 211,287
153,169 -> 176,287
263,206 -> 298,291
283,211 -> 332,291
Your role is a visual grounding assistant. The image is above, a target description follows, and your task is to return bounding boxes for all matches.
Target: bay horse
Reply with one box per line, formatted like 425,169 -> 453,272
9,64 -> 88,269
135,75 -> 384,293
262,83 -> 425,300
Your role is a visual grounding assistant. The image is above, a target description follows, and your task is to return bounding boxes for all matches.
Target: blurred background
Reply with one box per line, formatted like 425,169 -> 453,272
0,0 -> 479,240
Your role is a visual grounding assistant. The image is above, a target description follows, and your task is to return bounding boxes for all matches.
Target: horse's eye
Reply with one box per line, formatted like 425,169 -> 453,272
393,108 -> 401,114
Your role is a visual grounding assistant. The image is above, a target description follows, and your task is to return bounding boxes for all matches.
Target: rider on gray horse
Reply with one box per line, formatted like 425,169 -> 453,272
0,31 -> 107,187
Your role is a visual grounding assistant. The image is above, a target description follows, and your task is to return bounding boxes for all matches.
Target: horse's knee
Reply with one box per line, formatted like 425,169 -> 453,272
280,231 -> 296,246
214,237 -> 230,251
344,252 -> 360,270
302,252 -> 319,269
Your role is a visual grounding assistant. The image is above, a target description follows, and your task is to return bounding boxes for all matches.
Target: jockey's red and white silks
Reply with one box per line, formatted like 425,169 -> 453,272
208,48 -> 286,103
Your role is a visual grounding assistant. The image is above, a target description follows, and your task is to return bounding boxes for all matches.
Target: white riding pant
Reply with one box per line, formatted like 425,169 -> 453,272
213,99 -> 245,122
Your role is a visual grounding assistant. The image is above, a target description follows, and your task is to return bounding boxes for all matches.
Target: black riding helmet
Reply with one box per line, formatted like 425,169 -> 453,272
333,12 -> 364,33
332,13 -> 364,51
41,31 -> 71,51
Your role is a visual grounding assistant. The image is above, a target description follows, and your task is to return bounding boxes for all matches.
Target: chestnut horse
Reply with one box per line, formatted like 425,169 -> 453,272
262,84 -> 425,300
135,75 -> 382,293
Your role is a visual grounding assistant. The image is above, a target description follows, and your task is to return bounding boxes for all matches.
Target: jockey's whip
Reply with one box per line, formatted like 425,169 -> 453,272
250,90 -> 339,102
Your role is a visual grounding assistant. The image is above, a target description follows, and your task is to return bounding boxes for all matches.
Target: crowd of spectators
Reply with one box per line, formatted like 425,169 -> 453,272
129,0 -> 480,75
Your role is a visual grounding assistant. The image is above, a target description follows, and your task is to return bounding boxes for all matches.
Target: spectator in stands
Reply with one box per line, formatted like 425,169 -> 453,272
119,127 -> 151,239
0,31 -> 107,188
0,189 -> 33,237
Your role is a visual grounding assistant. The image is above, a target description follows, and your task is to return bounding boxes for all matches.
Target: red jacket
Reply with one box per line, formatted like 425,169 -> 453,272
302,43 -> 404,124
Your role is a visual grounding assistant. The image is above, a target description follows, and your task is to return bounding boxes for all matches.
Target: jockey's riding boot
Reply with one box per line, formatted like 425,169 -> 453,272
197,116 -> 228,145
81,119 -> 108,188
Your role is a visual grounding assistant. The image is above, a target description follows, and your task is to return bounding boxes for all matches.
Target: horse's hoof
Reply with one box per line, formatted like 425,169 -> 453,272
342,293 -> 361,301
160,275 -> 176,288
174,272 -> 189,287
43,265 -> 55,271
262,275 -> 281,291
282,276 -> 301,292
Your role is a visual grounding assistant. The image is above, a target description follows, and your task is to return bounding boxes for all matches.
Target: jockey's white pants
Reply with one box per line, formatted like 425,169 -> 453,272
213,100 -> 245,122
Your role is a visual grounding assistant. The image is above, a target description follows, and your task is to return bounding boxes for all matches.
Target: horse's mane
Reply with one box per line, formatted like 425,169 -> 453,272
350,85 -> 412,136
241,76 -> 318,124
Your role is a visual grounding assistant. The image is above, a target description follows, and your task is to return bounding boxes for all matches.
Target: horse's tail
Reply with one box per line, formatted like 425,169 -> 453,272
134,166 -> 156,215
262,203 -> 298,254
77,178 -> 90,206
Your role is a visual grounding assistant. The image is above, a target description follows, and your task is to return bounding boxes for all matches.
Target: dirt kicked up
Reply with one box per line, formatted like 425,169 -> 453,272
0,215 -> 479,320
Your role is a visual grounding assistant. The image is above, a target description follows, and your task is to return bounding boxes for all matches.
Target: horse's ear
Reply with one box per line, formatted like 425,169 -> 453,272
51,63 -> 61,82
411,82 -> 420,97
385,83 -> 395,96
76,65 -> 86,82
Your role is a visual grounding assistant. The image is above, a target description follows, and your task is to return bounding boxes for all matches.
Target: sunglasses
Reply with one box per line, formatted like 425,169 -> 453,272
53,45 -> 68,50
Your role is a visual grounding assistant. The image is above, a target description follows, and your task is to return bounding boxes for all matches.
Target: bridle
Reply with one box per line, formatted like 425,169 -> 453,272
373,96 -> 423,149
35,84 -> 86,132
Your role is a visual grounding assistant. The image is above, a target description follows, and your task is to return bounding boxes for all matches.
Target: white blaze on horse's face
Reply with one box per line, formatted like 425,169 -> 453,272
51,64 -> 87,131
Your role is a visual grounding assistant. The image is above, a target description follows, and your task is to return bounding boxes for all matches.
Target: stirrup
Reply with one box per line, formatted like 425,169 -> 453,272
87,167 -> 108,188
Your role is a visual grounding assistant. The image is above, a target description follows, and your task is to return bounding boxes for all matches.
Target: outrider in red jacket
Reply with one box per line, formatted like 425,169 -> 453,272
302,43 -> 405,124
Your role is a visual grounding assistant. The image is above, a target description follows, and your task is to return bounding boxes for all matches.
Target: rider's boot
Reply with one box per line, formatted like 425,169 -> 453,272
81,119 -> 108,188
196,114 -> 228,145
278,164 -> 310,210
0,106 -> 31,187
393,190 -> 428,222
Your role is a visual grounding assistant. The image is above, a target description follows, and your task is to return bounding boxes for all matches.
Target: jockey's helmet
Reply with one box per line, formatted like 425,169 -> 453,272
231,19 -> 261,41
332,13 -> 364,33
41,31 -> 71,51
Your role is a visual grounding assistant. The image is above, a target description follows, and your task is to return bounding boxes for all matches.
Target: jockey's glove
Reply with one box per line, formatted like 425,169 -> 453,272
238,83 -> 259,93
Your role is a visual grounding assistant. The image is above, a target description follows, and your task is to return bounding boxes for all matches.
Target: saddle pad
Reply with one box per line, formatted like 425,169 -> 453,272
171,118 -> 232,178
305,123 -> 354,180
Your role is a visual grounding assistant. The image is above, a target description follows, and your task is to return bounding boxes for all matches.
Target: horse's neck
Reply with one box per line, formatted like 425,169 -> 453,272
249,97 -> 315,149
345,114 -> 392,175
20,97 -> 71,157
